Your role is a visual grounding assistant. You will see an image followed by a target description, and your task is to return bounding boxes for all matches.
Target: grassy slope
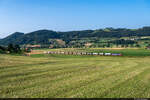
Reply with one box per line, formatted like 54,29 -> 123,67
0,54 -> 150,98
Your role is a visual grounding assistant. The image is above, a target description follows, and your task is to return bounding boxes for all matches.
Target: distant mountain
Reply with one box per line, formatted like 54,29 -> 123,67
14,30 -> 60,45
0,26 -> 150,46
0,32 -> 24,45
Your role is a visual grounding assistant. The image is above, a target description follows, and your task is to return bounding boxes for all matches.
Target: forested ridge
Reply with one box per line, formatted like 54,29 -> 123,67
0,26 -> 150,46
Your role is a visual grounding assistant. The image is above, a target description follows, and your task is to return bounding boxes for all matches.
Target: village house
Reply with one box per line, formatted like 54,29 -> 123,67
26,45 -> 41,48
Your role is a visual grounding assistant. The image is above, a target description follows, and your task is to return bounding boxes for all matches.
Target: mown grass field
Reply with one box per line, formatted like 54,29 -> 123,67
0,49 -> 150,98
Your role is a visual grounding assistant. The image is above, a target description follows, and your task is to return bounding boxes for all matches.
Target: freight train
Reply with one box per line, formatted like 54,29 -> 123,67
44,51 -> 123,56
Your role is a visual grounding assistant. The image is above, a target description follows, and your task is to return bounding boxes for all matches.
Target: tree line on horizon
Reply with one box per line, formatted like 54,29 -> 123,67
0,44 -> 23,54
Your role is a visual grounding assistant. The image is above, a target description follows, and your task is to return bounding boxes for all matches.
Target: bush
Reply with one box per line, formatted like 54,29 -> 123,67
7,44 -> 22,54
0,46 -> 6,54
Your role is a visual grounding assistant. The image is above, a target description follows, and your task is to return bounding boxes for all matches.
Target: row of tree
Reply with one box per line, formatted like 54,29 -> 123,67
0,44 -> 22,54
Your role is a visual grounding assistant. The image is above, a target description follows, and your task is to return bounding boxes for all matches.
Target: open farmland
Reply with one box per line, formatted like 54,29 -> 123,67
0,51 -> 150,98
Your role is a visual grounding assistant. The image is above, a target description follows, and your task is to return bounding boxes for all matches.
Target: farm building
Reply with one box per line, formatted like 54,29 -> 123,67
26,45 -> 41,48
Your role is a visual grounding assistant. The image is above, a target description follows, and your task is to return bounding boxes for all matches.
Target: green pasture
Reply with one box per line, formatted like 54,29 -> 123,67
0,53 -> 150,98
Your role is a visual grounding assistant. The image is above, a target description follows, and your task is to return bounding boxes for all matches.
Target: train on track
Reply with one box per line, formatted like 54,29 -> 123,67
44,51 -> 123,56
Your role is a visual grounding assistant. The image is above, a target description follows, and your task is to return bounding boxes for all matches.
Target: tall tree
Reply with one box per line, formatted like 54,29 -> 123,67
8,44 -> 15,53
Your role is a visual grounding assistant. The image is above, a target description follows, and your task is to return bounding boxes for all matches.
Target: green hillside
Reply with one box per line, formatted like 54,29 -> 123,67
1,26 -> 150,48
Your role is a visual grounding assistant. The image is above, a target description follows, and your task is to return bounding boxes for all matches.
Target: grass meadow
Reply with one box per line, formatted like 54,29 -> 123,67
0,48 -> 150,98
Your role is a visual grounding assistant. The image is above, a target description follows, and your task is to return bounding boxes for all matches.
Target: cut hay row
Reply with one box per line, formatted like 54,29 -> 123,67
0,54 -> 150,98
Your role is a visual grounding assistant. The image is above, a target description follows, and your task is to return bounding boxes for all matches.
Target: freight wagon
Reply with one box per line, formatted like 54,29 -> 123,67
93,53 -> 98,55
105,53 -> 111,56
98,53 -> 104,56
112,53 -> 122,56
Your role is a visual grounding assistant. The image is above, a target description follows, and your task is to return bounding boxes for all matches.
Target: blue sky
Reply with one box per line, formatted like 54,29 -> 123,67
0,0 -> 150,38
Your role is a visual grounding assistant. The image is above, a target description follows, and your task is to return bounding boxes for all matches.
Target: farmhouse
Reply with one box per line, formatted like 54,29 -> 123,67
85,43 -> 92,47
26,45 -> 41,48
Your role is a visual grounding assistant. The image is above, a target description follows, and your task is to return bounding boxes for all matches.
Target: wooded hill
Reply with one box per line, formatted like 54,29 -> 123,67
0,26 -> 150,47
